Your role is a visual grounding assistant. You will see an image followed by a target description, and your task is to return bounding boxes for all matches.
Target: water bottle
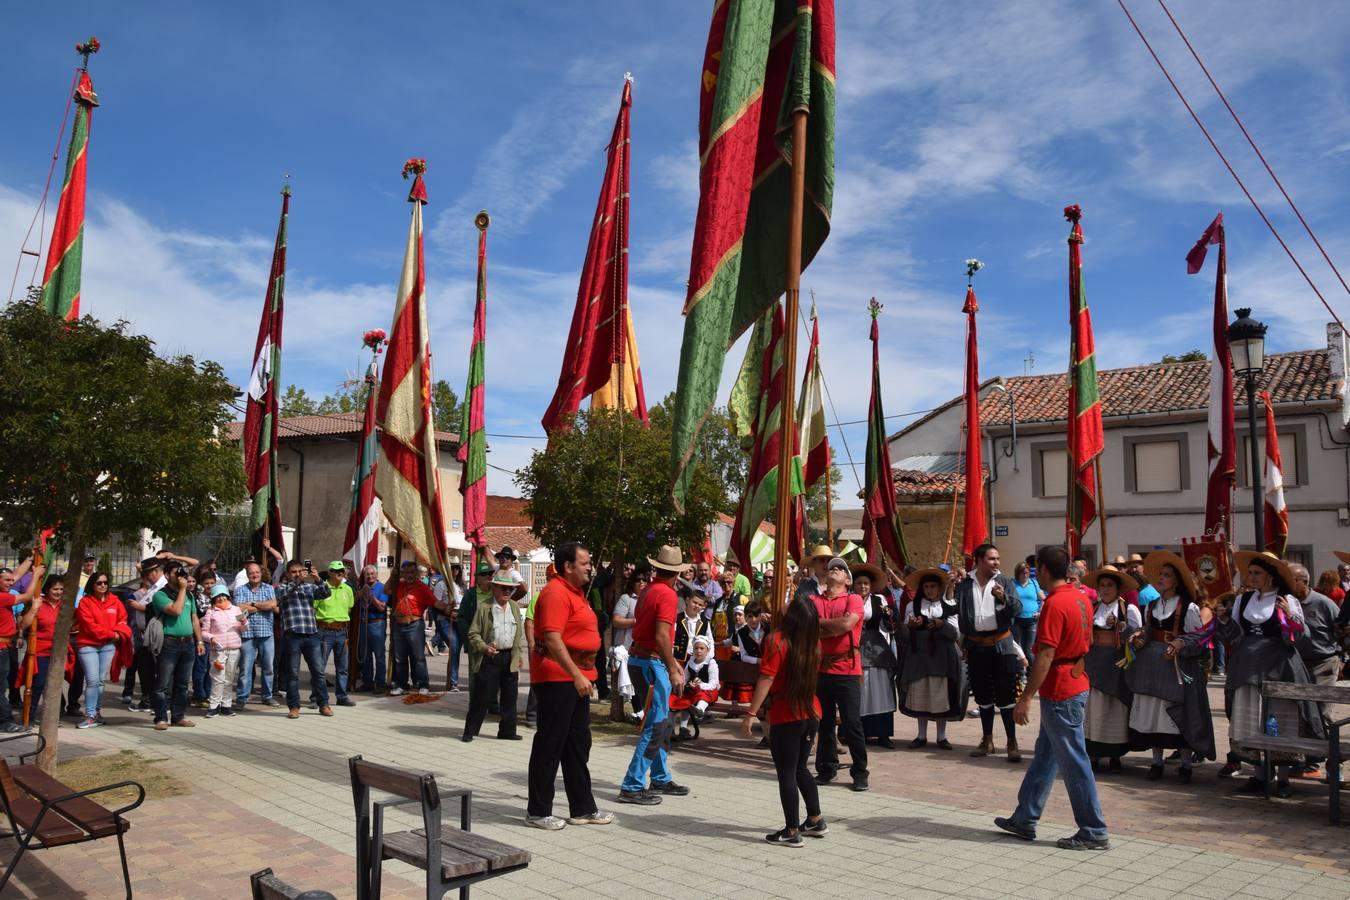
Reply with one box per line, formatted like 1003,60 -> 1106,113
1265,715 -> 1279,737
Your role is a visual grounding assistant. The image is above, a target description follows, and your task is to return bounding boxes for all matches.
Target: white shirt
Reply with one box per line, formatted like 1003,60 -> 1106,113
1093,601 -> 1142,629
232,568 -> 249,590
1149,594 -> 1204,633
1242,590 -> 1303,624
971,575 -> 999,632
489,601 -> 517,648
612,593 -> 638,650
918,598 -> 946,619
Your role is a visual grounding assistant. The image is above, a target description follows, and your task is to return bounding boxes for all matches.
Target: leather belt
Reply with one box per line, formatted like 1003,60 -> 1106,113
318,621 -> 348,631
1092,628 -> 1120,648
540,645 -> 597,669
966,629 -> 1011,648
1150,628 -> 1178,643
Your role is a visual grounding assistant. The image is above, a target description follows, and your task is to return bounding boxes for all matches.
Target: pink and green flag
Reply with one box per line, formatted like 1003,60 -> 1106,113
39,38 -> 101,321
670,0 -> 835,511
457,212 -> 490,562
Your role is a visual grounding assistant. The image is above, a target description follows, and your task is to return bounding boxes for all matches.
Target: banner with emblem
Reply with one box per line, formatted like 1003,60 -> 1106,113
1181,533 -> 1233,603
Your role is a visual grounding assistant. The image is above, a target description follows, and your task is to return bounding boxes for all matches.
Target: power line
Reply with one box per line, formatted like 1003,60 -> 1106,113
1116,0 -> 1345,331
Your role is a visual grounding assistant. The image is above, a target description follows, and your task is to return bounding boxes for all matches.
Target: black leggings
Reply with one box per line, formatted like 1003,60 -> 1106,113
769,718 -> 821,831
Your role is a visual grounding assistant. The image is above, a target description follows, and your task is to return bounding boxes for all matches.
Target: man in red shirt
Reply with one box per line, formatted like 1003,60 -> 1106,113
388,561 -> 440,696
996,545 -> 1110,851
811,557 -> 868,792
525,541 -> 613,831
619,545 -> 690,805
0,563 -> 42,732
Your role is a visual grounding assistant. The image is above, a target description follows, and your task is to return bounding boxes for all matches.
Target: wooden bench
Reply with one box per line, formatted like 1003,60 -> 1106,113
1234,680 -> 1350,824
349,755 -> 530,900
250,867 -> 338,899
0,739 -> 144,898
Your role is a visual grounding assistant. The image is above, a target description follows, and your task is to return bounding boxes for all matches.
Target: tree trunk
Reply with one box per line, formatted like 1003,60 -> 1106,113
37,505 -> 90,774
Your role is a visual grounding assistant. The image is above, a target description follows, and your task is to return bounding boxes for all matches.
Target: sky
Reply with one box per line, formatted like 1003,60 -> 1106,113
4,1 -> 1350,505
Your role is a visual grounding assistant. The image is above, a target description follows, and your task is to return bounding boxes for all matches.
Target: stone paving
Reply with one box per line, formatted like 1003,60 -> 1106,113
5,671 -> 1350,899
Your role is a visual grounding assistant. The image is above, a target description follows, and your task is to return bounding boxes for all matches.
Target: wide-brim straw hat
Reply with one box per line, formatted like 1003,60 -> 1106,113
808,544 -> 835,561
1085,565 -> 1138,593
850,562 -> 885,587
647,545 -> 686,573
1234,550 -> 1296,591
1143,550 -> 1199,601
490,571 -> 517,589
904,567 -> 947,596
1334,550 -> 1350,566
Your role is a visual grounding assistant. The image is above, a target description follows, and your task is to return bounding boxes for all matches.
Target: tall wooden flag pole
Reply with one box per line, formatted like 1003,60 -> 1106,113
38,37 -> 100,320
769,108 -> 808,615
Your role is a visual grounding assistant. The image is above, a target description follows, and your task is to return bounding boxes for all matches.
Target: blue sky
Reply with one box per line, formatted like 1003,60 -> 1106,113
4,1 -> 1350,503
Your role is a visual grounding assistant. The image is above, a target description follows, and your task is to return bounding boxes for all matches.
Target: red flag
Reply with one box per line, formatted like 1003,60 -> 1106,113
374,161 -> 452,573
457,213 -> 490,561
541,76 -> 647,433
1261,390 -> 1289,556
961,284 -> 988,561
343,350 -> 383,570
1188,213 -> 1236,538
242,187 -> 289,558
1065,205 -> 1104,557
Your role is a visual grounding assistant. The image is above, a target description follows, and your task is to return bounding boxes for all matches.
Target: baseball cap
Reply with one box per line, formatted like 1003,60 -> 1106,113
476,563 -> 495,576
210,583 -> 231,599
827,557 -> 850,572
328,560 -> 346,572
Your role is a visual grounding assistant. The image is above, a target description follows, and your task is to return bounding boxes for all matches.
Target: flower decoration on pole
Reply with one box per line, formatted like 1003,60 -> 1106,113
868,297 -> 884,319
401,158 -> 427,180
1064,203 -> 1083,225
362,328 -> 387,352
76,36 -> 100,57
965,258 -> 984,284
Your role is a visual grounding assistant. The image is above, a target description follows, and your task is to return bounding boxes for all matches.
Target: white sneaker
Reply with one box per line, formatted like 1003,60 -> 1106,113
566,811 -> 615,826
389,687 -> 406,697
418,688 -> 430,696
525,815 -> 567,831
77,716 -> 100,729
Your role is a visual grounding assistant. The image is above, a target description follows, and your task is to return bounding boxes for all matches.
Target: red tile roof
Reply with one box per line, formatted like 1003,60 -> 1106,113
714,511 -> 775,536
894,469 -> 965,501
482,525 -> 543,556
224,412 -> 459,446
486,494 -> 533,528
977,349 -> 1336,427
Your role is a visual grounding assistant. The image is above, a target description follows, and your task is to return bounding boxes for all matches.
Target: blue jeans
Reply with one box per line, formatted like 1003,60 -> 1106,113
77,643 -> 117,717
237,634 -> 275,704
1008,691 -> 1109,841
318,628 -> 349,702
1013,617 -> 1039,666
192,641 -> 210,701
622,657 -> 673,792
392,622 -> 429,690
154,637 -> 197,724
447,627 -> 460,688
285,631 -> 328,710
432,614 -> 452,651
361,619 -> 387,688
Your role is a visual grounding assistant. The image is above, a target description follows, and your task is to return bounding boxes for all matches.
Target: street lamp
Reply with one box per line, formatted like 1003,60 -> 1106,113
1227,307 -> 1268,551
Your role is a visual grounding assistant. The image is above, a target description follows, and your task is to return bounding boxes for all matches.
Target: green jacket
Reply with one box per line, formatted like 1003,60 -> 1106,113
467,598 -> 524,675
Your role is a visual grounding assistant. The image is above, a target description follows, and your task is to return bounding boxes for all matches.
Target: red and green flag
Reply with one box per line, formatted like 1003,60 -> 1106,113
343,336 -> 385,570
730,302 -> 805,570
457,212 -> 490,562
861,300 -> 909,569
542,75 -> 648,433
375,161 -> 451,574
242,186 -> 289,557
1064,204 -> 1104,556
39,39 -> 101,321
670,0 -> 836,511
797,303 -> 830,491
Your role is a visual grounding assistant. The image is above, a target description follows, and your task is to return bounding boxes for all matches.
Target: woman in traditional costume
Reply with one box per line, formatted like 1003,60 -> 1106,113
1124,551 -> 1215,783
1217,551 -> 1324,797
896,567 -> 964,749
852,564 -> 898,748
1083,566 -> 1142,773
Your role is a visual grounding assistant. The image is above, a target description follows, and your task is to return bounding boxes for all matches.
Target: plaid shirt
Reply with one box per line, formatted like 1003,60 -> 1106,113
233,582 -> 276,639
276,580 -> 330,635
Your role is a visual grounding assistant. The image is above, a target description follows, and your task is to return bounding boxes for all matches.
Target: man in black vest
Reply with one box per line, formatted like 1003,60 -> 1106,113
957,543 -> 1024,762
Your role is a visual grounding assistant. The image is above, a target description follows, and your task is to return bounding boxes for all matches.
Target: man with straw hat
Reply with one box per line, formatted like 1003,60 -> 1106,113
619,545 -> 692,805
795,544 -> 836,602
462,569 -> 524,743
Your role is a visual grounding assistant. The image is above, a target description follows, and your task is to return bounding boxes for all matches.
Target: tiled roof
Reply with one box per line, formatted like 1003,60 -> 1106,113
486,494 -> 533,528
893,463 -> 988,502
224,412 -> 459,446
978,349 -> 1335,427
482,525 -> 543,556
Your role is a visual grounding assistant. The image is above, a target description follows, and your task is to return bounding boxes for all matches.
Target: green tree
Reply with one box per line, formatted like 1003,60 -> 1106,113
315,380 -> 363,415
1160,349 -> 1207,364
0,302 -> 244,771
432,379 -> 463,434
279,383 -> 318,416
515,407 -> 727,569
651,393 -> 746,501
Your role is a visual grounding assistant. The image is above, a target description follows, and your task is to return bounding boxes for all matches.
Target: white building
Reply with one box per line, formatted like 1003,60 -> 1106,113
889,323 -> 1350,575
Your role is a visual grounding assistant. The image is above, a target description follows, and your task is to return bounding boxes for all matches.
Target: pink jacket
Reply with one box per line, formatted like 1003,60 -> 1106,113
201,603 -> 245,650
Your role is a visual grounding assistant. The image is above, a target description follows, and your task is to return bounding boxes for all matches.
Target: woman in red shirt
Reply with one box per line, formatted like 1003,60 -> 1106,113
74,572 -> 131,728
742,597 -> 825,848
18,574 -> 66,718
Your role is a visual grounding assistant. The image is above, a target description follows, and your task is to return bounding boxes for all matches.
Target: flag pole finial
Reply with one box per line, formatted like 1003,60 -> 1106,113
475,210 -> 491,232
624,71 -> 634,84
965,257 -> 984,286
868,297 -> 883,319
281,173 -> 292,197
75,36 -> 100,71
809,288 -> 817,321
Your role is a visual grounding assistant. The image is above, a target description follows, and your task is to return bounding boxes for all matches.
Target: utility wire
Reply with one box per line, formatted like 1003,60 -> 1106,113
1117,0 -> 1346,331
1156,0 -> 1350,305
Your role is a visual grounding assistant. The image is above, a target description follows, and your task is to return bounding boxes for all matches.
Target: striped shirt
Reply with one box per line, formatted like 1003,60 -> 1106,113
234,582 -> 276,639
